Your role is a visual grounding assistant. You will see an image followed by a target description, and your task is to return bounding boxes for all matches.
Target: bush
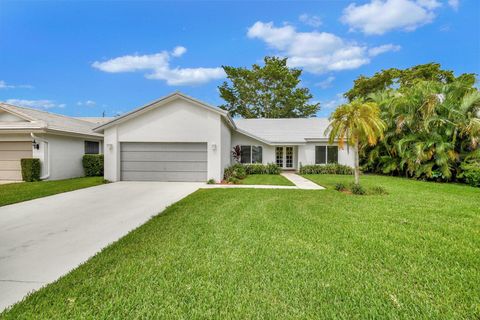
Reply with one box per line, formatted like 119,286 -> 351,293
82,154 -> 104,177
370,185 -> 388,195
20,158 -> 41,182
299,164 -> 353,175
459,161 -> 480,187
334,183 -> 346,191
224,163 -> 247,180
350,183 -> 366,195
207,179 -> 216,184
243,163 -> 280,175
226,176 -> 240,184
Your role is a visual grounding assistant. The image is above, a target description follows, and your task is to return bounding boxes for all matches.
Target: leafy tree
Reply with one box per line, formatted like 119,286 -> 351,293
326,99 -> 386,184
219,57 -> 320,118
345,63 -> 476,101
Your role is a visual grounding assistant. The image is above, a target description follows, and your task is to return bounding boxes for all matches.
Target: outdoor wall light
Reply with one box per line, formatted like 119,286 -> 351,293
211,143 -> 217,151
107,144 -> 113,151
32,140 -> 40,150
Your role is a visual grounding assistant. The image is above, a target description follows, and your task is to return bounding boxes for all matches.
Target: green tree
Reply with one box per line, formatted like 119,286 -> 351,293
344,63 -> 475,101
326,99 -> 386,184
219,57 -> 320,118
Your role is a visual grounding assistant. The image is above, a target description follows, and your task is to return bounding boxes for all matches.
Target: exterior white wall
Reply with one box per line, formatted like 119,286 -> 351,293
103,99 -> 224,182
0,111 -> 28,122
298,142 -> 355,168
220,119 -> 232,176
231,131 -> 276,164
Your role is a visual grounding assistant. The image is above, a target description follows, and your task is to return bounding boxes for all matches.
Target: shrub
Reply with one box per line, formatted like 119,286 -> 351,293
350,183 -> 366,195
226,176 -> 240,184
224,163 -> 247,180
243,163 -> 280,175
20,158 -> 41,182
370,185 -> 388,195
299,164 -> 353,175
207,179 -> 216,184
458,161 -> 480,187
82,154 -> 104,177
334,183 -> 346,191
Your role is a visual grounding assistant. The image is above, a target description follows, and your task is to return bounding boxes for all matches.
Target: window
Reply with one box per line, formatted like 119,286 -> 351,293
240,145 -> 262,164
276,147 -> 283,167
315,146 -> 338,164
85,141 -> 100,154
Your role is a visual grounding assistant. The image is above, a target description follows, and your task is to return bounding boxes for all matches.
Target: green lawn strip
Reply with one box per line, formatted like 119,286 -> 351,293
0,177 -> 105,207
2,175 -> 479,318
240,174 -> 294,186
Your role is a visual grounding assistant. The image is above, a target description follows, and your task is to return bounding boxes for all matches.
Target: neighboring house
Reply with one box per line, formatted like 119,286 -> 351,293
0,103 -> 105,181
94,92 -> 355,182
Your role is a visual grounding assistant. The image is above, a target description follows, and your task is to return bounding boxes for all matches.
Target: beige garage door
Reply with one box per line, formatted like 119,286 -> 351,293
0,142 -> 33,181
120,142 -> 207,182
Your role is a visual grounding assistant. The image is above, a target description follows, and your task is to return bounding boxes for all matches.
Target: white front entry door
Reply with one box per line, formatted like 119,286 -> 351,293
275,146 -> 294,169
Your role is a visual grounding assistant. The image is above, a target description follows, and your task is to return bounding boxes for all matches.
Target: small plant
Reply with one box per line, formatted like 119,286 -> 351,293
458,161 -> 480,187
370,185 -> 388,195
224,163 -> 247,180
226,176 -> 240,184
206,178 -> 216,184
334,183 -> 346,191
299,164 -> 353,175
243,163 -> 280,175
350,183 -> 366,195
82,154 -> 104,177
20,158 -> 41,182
231,145 -> 241,163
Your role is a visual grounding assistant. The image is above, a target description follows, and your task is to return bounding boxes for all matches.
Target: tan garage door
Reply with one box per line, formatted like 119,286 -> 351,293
0,142 -> 33,181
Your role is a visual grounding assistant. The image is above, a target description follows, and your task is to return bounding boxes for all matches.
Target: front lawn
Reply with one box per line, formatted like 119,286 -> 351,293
0,177 -> 105,207
240,174 -> 294,186
2,175 -> 479,318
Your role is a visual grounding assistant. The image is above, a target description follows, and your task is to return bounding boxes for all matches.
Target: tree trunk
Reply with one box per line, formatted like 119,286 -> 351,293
354,140 -> 360,185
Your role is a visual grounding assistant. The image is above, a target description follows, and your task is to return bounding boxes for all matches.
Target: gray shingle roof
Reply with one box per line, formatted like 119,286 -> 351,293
0,103 -> 103,138
235,118 -> 332,143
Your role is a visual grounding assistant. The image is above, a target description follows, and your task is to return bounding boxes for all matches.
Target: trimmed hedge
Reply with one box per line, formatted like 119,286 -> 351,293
299,164 -> 353,175
21,158 -> 41,182
243,163 -> 280,175
82,154 -> 104,177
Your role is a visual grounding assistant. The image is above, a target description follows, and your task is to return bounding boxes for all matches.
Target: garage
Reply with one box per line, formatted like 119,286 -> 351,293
120,142 -> 207,182
0,141 -> 32,181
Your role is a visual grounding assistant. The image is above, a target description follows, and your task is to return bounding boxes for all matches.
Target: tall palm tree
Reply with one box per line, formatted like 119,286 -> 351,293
326,99 -> 386,184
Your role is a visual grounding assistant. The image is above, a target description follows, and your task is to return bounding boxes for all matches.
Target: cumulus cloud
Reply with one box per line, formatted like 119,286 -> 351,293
368,44 -> 401,56
77,100 -> 96,107
6,99 -> 65,109
299,14 -> 322,27
316,76 -> 335,89
322,93 -> 348,109
247,21 -> 399,74
448,0 -> 459,10
0,80 -> 33,89
92,47 -> 225,86
341,0 -> 443,35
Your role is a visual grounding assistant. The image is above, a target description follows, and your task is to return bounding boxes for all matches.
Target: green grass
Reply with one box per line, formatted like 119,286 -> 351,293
240,174 -> 294,186
2,175 -> 479,319
0,177 -> 105,207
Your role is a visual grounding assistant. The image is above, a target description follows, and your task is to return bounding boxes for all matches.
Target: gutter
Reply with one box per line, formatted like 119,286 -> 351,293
30,133 -> 50,180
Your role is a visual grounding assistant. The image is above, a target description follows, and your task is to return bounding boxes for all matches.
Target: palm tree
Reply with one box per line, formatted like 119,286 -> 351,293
326,99 -> 386,184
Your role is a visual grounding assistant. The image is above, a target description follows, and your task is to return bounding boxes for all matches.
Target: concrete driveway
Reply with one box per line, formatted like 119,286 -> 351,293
0,181 -> 203,311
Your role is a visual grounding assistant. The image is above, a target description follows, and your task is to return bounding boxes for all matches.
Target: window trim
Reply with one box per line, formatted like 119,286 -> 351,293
84,140 -> 100,155
240,145 -> 263,164
315,145 -> 338,164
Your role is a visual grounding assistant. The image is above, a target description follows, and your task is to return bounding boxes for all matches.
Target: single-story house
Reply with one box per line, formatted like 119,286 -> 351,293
94,92 -> 355,182
0,103 -> 106,181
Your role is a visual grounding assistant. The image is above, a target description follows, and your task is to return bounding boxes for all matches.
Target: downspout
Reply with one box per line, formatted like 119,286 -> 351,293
31,133 -> 50,180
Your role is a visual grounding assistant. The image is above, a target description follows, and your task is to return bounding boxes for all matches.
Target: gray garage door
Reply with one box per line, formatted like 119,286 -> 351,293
120,142 -> 207,182
0,141 -> 33,181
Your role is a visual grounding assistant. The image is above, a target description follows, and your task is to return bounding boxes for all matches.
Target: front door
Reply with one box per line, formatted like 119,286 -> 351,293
275,146 -> 294,169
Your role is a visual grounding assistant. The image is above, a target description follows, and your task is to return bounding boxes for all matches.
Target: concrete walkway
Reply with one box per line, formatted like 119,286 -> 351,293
281,172 -> 325,190
0,181 -> 202,311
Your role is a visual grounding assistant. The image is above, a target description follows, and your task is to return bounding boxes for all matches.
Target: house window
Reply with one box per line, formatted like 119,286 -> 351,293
315,146 -> 338,164
85,141 -> 100,154
240,145 -> 262,164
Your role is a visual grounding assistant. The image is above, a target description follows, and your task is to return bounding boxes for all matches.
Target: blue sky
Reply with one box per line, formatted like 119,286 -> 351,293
0,0 -> 478,117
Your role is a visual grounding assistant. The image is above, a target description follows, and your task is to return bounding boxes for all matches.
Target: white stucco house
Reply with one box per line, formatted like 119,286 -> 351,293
94,92 -> 355,182
0,103 -> 106,181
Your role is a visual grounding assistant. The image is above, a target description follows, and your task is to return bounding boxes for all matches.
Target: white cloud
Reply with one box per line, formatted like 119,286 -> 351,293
77,100 -> 96,107
92,47 -> 225,86
341,0 -> 442,35
0,80 -> 33,89
6,99 -> 65,109
448,0 -> 459,10
299,14 -> 322,27
368,44 -> 401,56
247,21 -> 399,74
322,93 -> 347,110
316,76 -> 335,89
